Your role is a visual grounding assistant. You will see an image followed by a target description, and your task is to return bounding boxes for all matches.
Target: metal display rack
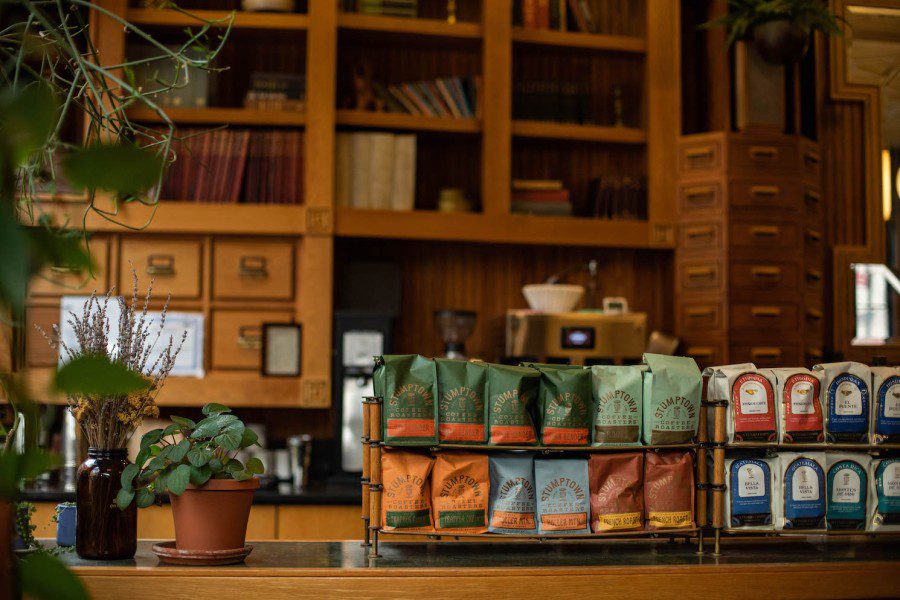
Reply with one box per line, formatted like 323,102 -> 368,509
705,396 -> 900,554
360,396 -> 705,559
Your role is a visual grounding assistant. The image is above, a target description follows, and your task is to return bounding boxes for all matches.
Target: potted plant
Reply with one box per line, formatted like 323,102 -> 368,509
117,403 -> 265,554
704,0 -> 844,64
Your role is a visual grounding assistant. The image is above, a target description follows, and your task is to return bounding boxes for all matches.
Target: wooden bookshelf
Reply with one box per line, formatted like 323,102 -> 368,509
128,106 -> 307,127
127,8 -> 310,31
335,109 -> 480,133
512,120 -> 647,144
334,208 -> 667,249
337,12 -> 482,40
511,28 -> 646,53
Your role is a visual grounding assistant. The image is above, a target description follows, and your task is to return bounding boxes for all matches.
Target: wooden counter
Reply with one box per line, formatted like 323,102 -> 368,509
63,538 -> 900,600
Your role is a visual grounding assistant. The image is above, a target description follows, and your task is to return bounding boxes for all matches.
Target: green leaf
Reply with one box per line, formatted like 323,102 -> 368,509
214,421 -> 244,451
54,354 -> 150,396
187,446 -> 211,468
167,439 -> 191,463
136,487 -> 156,508
151,471 -> 168,494
191,417 -> 222,439
167,463 -> 191,496
0,451 -> 57,499
208,457 -> 224,472
135,447 -> 151,469
18,551 -> 89,600
202,402 -> 231,415
161,423 -> 182,438
140,428 -> 163,450
120,464 -> 139,491
239,427 -> 259,449
170,415 -> 196,429
115,488 -> 134,510
233,470 -> 253,481
189,465 -> 212,487
62,143 -> 164,195
245,457 -> 265,475
0,82 -> 58,164
225,458 -> 244,474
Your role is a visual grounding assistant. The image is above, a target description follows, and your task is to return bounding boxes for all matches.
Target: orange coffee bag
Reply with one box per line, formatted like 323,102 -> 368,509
432,453 -> 490,533
381,450 -> 435,532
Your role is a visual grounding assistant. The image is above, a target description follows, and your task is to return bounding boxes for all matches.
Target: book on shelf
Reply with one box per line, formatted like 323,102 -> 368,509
511,180 -> 571,216
335,131 -> 416,211
512,179 -> 564,191
587,176 -> 647,220
516,0 -> 595,32
373,77 -> 479,119
512,80 -> 591,124
244,72 -> 306,112
130,44 -> 209,109
352,0 -> 418,17
159,127 -> 304,205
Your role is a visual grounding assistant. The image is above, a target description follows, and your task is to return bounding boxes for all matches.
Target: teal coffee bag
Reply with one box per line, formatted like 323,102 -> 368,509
486,364 -> 539,445
590,365 -> 643,446
535,458 -> 591,534
488,454 -> 537,534
641,354 -> 701,445
826,453 -> 871,531
375,354 -> 438,445
436,358 -> 487,443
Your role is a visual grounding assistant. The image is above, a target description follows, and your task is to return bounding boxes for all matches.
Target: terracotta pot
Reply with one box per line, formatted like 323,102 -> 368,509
169,478 -> 259,551
752,19 -> 809,64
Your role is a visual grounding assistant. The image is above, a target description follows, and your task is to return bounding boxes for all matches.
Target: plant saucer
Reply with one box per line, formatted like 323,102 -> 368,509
152,541 -> 252,566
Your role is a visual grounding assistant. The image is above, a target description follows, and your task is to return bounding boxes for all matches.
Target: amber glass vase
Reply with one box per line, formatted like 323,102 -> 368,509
76,448 -> 137,560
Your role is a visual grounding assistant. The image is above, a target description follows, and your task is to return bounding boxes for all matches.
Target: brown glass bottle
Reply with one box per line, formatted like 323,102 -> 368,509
76,448 -> 137,560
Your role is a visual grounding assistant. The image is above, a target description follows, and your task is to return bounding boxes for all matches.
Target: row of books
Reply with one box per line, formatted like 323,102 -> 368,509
130,44 -> 209,109
515,0 -> 598,33
373,77 -> 480,119
511,179 -> 572,216
587,176 -> 647,221
160,128 -> 303,204
335,132 -> 416,210
243,72 -> 306,112
512,81 -> 592,124
341,0 -> 417,17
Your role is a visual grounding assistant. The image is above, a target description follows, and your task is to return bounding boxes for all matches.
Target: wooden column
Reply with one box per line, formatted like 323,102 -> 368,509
480,0 -> 512,216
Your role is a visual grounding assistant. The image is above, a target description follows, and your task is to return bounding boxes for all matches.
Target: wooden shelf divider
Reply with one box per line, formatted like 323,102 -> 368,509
127,8 -> 310,30
512,120 -> 647,144
128,106 -> 306,127
337,12 -> 482,39
511,27 -> 646,53
335,109 -> 480,133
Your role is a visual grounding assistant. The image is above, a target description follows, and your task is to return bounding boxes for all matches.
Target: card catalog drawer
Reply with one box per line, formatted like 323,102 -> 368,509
730,261 -> 800,292
679,222 -> 722,251
678,137 -> 724,174
730,342 -> 800,369
683,337 -> 728,369
27,307 -> 59,367
731,180 -> 799,211
213,239 -> 295,300
728,139 -> 797,173
212,310 -> 293,370
120,238 -> 202,299
677,301 -> 724,335
730,221 -> 800,250
30,238 -> 110,297
678,182 -> 724,215
731,303 -> 800,333
678,259 -> 724,293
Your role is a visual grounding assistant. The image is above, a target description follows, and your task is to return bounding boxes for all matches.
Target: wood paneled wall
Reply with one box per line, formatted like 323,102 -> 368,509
822,100 -> 868,247
336,239 -> 674,360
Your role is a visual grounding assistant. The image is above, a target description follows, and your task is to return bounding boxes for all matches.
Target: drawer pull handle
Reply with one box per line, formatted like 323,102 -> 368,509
750,146 -> 778,160
685,146 -> 714,160
239,256 -> 269,279
48,265 -> 81,274
803,151 -> 820,166
685,226 -> 714,239
751,306 -> 782,318
686,307 -> 715,318
236,326 -> 263,350
687,347 -> 714,359
806,230 -> 822,243
146,254 -> 175,277
806,269 -> 823,283
686,266 -> 715,279
751,266 -> 781,280
807,348 -> 824,360
750,226 -> 780,238
806,309 -> 823,321
751,347 -> 782,360
805,190 -> 821,204
684,186 -> 716,202
750,185 -> 780,198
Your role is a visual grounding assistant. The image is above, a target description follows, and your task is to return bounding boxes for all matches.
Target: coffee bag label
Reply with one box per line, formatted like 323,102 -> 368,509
730,459 -> 772,527
653,396 -> 696,432
385,475 -> 431,528
432,454 -> 489,532
388,384 -> 436,438
826,460 -> 866,530
826,374 -> 869,442
490,389 -> 536,444
594,512 -> 642,530
539,477 -> 588,531
782,374 -> 824,443
876,377 -> 900,439
731,373 -> 776,442
489,455 -> 537,533
594,389 -> 640,443
784,457 -> 825,528
439,386 -> 484,441
543,393 -> 590,445
875,459 -> 900,526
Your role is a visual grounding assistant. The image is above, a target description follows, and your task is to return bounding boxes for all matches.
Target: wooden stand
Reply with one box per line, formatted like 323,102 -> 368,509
367,398 -> 383,559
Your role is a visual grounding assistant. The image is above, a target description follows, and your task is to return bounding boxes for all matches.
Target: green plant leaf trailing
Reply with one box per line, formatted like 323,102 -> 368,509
116,403 -> 264,509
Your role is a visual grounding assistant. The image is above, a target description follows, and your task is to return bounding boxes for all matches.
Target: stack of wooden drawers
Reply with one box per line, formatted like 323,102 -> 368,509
675,131 -> 825,368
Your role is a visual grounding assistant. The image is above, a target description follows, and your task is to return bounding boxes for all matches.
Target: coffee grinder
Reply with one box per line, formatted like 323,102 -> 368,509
434,309 -> 477,359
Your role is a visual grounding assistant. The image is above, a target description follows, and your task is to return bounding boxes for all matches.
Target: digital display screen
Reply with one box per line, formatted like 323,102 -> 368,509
561,327 -> 595,350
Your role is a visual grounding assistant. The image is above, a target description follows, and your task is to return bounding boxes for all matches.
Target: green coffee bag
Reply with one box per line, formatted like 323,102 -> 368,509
486,364 -> 539,445
525,364 -> 591,446
590,365 -> 643,446
374,354 -> 438,445
436,358 -> 487,444
641,353 -> 701,445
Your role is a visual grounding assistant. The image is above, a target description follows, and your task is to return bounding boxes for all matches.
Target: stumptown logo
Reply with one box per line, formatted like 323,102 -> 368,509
440,475 -> 482,498
597,390 -> 637,415
647,473 -> 674,501
386,475 -> 424,499
498,477 -> 535,500
541,477 -> 585,502
593,475 -> 627,504
547,393 -> 588,420
440,386 -> 483,414
390,383 -> 433,408
654,396 -> 695,420
493,389 -> 523,413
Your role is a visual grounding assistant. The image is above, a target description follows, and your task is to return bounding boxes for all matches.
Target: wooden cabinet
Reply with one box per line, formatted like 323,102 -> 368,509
212,238 -> 295,300
30,237 -> 110,297
212,310 -> 295,370
119,238 -> 203,299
